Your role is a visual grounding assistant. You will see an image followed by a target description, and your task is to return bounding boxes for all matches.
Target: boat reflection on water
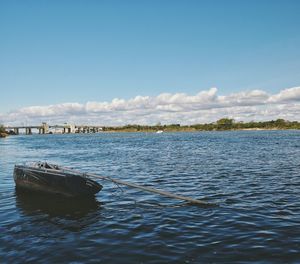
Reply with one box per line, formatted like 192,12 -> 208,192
15,188 -> 102,230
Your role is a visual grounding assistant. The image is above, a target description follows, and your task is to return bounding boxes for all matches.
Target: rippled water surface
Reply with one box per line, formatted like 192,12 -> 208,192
1,131 -> 300,263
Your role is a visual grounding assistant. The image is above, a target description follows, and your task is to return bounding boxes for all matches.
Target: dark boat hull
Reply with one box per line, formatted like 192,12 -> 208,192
14,164 -> 102,197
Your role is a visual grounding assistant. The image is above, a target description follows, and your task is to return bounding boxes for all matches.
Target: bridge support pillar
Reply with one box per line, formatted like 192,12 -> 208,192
14,128 -> 19,135
40,123 -> 49,134
25,128 -> 32,135
63,127 -> 71,133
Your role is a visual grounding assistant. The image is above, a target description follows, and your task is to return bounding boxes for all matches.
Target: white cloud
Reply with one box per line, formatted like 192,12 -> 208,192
1,86 -> 300,126
268,86 -> 300,103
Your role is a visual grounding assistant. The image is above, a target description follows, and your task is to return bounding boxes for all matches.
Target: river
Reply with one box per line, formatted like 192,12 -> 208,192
0,131 -> 299,263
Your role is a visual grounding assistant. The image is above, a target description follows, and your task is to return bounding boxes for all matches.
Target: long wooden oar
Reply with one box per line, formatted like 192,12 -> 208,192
61,166 -> 215,206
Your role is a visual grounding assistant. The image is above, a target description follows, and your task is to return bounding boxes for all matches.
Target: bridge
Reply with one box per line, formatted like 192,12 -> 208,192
4,123 -> 103,135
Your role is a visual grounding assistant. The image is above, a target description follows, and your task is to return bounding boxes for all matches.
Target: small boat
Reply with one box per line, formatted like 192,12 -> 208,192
156,130 -> 164,134
14,162 -> 102,197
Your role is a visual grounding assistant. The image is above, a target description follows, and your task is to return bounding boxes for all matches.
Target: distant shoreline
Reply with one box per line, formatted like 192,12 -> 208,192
100,119 -> 300,133
1,128 -> 299,136
100,127 -> 297,133
0,132 -> 8,138
1,118 -> 300,136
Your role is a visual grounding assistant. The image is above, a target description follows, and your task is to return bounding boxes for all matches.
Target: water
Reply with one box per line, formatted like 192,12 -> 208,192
1,131 -> 300,263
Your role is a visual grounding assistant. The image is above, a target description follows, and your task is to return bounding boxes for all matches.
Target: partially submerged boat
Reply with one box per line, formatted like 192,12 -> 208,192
14,162 -> 102,197
14,162 -> 214,206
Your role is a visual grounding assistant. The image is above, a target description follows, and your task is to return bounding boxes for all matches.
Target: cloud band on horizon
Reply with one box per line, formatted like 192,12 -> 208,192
1,86 -> 300,126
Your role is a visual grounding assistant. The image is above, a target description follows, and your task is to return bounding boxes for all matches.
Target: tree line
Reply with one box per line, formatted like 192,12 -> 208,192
101,118 -> 300,132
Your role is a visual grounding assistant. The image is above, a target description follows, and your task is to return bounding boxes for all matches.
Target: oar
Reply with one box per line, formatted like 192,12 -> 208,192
61,166 -> 215,206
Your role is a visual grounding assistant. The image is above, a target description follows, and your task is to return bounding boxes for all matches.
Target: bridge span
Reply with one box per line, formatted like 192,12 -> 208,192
4,123 -> 103,135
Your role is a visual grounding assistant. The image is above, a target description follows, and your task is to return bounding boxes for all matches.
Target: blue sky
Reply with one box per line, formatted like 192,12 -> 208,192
1,0 -> 300,125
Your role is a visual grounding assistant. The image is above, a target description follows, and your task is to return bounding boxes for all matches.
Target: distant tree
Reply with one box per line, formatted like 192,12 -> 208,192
274,119 -> 286,128
0,125 -> 5,133
0,124 -> 8,137
216,118 -> 234,125
216,118 -> 234,130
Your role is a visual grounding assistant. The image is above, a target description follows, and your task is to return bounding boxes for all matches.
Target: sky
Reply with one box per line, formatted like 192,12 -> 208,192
1,0 -> 300,125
